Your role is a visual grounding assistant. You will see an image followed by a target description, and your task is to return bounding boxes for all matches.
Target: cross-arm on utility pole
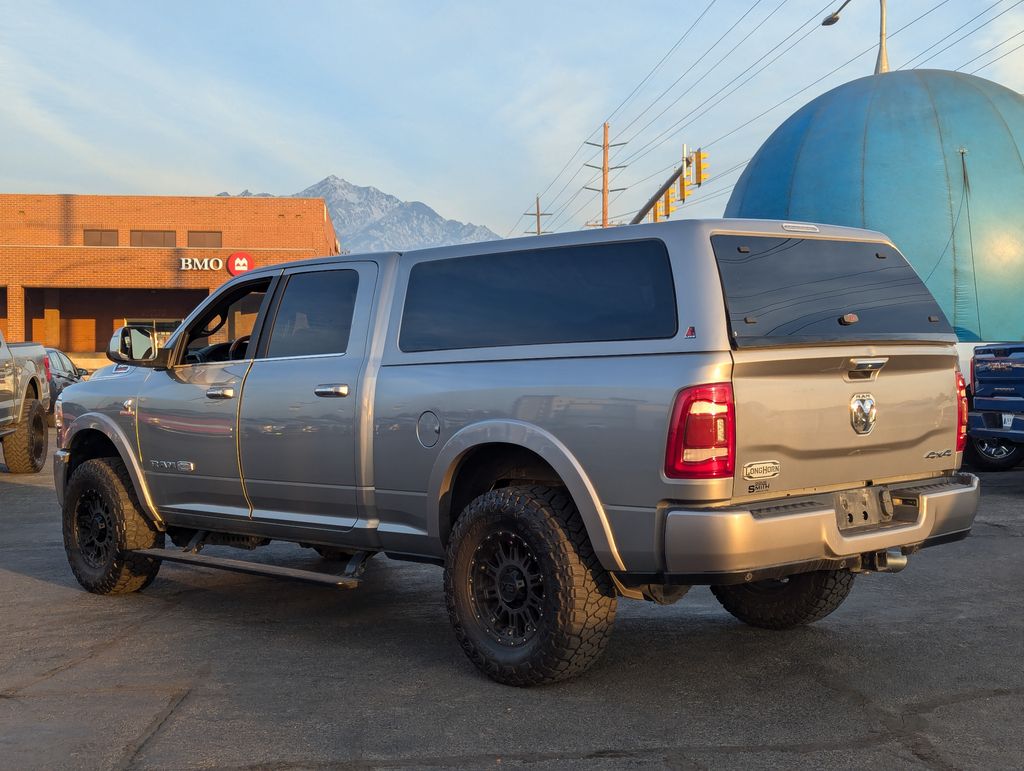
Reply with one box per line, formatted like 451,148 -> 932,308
523,195 -> 551,235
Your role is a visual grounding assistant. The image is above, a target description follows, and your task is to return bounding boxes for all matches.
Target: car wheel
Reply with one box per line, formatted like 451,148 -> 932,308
62,458 -> 164,594
444,485 -> 617,686
711,570 -> 855,630
965,437 -> 1023,472
1,398 -> 48,473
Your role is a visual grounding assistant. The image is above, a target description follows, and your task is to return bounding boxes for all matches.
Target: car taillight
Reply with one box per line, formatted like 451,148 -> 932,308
955,370 -> 968,453
665,383 -> 735,479
43,356 -> 51,383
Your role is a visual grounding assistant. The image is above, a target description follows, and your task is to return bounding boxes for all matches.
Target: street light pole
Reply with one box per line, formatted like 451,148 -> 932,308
821,0 -> 889,75
875,0 -> 889,74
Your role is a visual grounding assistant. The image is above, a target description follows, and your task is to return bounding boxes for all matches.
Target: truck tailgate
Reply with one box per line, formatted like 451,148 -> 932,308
731,344 -> 960,498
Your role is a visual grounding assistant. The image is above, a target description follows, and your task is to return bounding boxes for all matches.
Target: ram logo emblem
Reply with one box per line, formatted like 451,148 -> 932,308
850,393 -> 877,435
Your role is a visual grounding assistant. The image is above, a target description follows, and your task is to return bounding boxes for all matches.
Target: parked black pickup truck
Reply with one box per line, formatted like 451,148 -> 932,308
967,343 -> 1024,471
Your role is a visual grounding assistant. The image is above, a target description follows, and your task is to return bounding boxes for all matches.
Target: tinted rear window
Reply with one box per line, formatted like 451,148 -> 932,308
711,235 -> 953,347
399,240 -> 677,352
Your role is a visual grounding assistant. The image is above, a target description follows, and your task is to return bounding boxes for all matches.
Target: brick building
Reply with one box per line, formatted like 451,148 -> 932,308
0,194 -> 339,357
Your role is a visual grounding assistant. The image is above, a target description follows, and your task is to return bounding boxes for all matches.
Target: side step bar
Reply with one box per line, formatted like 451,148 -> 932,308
132,548 -> 367,589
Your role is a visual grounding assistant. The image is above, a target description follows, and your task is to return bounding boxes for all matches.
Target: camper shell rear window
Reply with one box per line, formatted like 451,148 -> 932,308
711,235 -> 954,348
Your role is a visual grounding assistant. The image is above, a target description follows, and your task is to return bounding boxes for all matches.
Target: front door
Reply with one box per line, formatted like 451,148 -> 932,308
239,262 -> 377,528
136,276 -> 275,521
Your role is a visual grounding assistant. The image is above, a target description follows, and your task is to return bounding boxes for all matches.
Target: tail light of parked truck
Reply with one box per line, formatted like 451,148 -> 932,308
956,370 -> 968,453
665,383 -> 735,479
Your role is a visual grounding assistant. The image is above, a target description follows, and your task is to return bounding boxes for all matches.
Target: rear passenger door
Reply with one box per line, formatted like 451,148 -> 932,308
238,262 -> 377,529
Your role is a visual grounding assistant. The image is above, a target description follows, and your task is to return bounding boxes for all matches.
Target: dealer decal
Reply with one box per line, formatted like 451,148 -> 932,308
742,460 -> 781,481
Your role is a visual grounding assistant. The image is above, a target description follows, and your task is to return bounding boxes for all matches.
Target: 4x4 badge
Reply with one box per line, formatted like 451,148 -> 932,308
850,393 -> 877,435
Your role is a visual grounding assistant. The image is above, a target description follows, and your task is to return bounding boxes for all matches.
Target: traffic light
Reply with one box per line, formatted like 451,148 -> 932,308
693,149 -> 709,186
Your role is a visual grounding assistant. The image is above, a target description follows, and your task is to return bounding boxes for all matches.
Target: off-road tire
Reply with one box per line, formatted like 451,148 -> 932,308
2,398 -> 48,473
965,437 -> 1023,472
444,485 -> 617,686
711,570 -> 855,630
62,458 -> 164,594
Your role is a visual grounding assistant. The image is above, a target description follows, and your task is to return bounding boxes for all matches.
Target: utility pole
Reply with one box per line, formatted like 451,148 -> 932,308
584,122 -> 626,227
523,195 -> 551,235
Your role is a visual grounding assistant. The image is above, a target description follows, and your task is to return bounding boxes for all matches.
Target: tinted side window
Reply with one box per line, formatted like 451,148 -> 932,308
47,352 -> 63,374
266,270 -> 360,358
399,240 -> 677,352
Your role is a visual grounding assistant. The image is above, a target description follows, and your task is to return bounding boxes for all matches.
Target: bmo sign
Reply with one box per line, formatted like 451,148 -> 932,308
178,252 -> 255,276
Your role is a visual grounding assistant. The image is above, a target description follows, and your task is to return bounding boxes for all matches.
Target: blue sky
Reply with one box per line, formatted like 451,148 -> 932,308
1,0 -> 1021,236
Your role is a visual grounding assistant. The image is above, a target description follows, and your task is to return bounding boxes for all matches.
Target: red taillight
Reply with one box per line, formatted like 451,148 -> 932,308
43,356 -> 51,383
955,370 -> 968,453
665,383 -> 735,479
969,355 -> 975,394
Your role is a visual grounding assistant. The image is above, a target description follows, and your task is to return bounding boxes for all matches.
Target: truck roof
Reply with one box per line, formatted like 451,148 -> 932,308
246,218 -> 895,276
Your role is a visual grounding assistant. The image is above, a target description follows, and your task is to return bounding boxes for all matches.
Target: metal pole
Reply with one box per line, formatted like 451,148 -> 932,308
875,0 -> 889,74
630,163 -> 687,225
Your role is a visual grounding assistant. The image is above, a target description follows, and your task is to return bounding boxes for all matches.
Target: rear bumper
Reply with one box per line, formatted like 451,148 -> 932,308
659,473 -> 978,584
968,410 -> 1024,443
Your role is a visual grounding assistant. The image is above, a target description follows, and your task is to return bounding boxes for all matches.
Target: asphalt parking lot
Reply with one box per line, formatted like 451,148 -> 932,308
0,433 -> 1021,770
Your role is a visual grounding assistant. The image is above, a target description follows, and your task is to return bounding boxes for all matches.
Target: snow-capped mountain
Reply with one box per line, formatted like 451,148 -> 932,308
218,176 -> 498,252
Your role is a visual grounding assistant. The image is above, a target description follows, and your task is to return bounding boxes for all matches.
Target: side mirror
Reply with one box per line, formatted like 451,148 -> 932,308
76,367 -> 90,378
108,326 -> 160,366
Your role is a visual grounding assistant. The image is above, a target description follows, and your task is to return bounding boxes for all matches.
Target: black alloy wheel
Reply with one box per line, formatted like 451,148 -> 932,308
28,407 -> 47,469
469,530 -> 545,647
74,489 -> 117,569
966,436 -> 1023,471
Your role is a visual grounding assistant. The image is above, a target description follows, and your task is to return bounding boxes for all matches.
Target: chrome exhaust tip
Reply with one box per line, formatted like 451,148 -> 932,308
873,548 -> 908,573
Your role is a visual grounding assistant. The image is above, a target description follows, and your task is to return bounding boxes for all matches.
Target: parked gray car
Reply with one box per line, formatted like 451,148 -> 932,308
55,219 -> 979,685
1,332 -> 50,473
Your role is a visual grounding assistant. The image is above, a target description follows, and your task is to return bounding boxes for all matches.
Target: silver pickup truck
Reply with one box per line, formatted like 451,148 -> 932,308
55,219 -> 978,685
0,332 -> 50,473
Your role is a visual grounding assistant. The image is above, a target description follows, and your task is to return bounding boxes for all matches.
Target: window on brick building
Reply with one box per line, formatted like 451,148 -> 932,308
84,229 -> 118,246
130,230 -> 176,247
187,231 -> 223,248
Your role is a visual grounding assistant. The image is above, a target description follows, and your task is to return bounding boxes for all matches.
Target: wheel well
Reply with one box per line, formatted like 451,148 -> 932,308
27,379 -> 38,400
440,443 -> 564,546
67,429 -> 120,481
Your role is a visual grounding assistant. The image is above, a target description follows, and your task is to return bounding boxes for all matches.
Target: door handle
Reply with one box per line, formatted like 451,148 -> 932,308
314,383 -> 349,398
206,385 -> 236,400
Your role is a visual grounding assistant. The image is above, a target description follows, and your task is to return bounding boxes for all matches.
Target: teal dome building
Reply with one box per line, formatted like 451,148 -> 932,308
725,70 -> 1024,342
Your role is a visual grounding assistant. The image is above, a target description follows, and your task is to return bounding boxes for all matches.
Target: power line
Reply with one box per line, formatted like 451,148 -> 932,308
596,0 -> 948,230
913,0 -> 1024,69
970,37 -> 1024,73
956,28 -> 1024,71
614,0 -> 835,169
898,0 -> 1005,69
507,0 -> 718,235
564,0 -> 830,230
699,0 -> 953,152
616,0 -> 776,142
606,0 -> 720,128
